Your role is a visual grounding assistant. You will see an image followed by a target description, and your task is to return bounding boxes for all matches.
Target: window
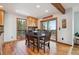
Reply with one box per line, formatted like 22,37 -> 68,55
41,18 -> 57,41
41,19 -> 56,30
42,21 -> 48,30
17,18 -> 26,40
48,20 -> 56,30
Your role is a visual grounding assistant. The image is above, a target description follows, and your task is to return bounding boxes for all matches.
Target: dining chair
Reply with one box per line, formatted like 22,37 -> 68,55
32,31 -> 42,52
40,30 -> 51,53
25,30 -> 33,45
26,31 -> 38,52
26,31 -> 33,47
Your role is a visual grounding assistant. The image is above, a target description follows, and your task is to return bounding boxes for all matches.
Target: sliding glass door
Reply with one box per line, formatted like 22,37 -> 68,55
42,21 -> 48,30
48,20 -> 56,41
48,20 -> 56,30
41,18 -> 57,41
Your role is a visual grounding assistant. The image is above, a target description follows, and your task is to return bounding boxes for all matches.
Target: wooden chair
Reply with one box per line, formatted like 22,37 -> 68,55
25,30 -> 33,45
40,30 -> 51,53
26,31 -> 38,52
26,31 -> 33,47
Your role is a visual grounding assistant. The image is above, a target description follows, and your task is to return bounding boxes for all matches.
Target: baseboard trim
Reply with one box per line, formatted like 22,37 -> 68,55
50,40 -> 57,42
57,41 -> 72,46
50,40 -> 72,46
3,39 -> 25,45
4,40 -> 17,44
74,43 -> 79,45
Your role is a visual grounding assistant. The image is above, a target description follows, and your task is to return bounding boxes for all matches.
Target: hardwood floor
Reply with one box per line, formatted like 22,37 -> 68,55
1,40 -> 73,55
71,45 -> 79,55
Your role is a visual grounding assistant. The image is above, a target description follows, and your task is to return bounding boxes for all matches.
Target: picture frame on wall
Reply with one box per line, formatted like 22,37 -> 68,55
62,19 -> 67,28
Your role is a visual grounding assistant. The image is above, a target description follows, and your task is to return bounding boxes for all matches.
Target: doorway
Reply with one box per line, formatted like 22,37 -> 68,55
41,18 -> 57,42
17,18 -> 26,40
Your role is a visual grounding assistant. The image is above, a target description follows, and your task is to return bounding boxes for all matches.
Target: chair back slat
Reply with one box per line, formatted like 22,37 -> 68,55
45,30 -> 51,41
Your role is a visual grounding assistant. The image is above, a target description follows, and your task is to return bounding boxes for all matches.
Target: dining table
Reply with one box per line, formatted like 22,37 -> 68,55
28,30 -> 46,52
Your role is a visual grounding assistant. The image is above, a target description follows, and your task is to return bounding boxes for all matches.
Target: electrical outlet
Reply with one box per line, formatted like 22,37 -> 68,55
11,36 -> 13,39
62,37 -> 64,40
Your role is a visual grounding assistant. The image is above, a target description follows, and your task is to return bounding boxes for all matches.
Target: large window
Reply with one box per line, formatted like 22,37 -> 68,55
42,21 -> 48,30
42,19 -> 56,30
17,18 -> 26,40
48,20 -> 56,30
41,19 -> 57,41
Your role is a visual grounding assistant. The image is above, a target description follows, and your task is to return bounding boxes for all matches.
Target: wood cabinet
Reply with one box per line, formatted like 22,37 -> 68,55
27,16 -> 38,29
0,10 -> 4,25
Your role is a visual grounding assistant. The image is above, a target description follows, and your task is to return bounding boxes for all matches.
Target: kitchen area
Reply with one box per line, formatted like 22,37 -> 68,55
0,8 -> 4,54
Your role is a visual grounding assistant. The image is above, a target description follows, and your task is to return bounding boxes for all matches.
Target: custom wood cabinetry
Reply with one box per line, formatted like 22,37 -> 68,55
27,16 -> 38,29
0,10 -> 4,25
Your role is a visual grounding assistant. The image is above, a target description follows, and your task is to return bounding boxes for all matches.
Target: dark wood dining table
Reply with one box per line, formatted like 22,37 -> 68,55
29,31 -> 46,52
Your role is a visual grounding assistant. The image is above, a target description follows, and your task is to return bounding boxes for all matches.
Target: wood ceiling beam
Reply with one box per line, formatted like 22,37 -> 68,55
51,3 -> 65,14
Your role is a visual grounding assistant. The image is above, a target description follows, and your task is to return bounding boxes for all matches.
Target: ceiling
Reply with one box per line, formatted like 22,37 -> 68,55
63,3 -> 79,9
0,3 -> 79,18
63,3 -> 79,12
0,3 -> 62,18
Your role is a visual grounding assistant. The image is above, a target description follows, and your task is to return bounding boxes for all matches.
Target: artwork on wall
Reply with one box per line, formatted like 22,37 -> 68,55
62,19 -> 67,28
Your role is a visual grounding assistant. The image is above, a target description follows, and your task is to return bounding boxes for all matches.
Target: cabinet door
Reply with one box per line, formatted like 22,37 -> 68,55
34,19 -> 37,25
27,16 -> 38,27
0,11 -> 4,25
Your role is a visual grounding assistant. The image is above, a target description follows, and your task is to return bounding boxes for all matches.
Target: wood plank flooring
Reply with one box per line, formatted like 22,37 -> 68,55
1,40 -> 73,55
71,45 -> 79,55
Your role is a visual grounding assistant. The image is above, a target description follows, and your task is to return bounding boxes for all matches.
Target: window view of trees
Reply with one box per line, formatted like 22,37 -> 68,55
42,20 -> 56,30
42,19 -> 57,41
17,18 -> 26,37
17,19 -> 26,30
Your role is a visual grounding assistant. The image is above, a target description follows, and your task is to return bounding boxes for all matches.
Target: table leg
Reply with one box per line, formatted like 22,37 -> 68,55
37,37 -> 39,52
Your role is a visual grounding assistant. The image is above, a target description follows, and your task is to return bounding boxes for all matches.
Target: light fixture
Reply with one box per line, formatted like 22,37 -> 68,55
36,5 -> 40,8
45,10 -> 49,13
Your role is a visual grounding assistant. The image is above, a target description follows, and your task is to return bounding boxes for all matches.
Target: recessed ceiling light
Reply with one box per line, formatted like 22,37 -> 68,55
45,10 -> 49,13
36,5 -> 40,8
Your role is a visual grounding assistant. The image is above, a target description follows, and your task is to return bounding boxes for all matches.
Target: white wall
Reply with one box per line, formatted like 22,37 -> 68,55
74,12 -> 79,33
4,8 -> 74,45
4,12 -> 26,42
38,8 -> 74,45
74,12 -> 79,44
58,8 -> 74,45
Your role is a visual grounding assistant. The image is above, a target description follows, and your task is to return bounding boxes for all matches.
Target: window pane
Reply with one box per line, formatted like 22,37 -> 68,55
42,22 -> 48,30
17,19 -> 26,36
17,20 -> 26,30
48,20 -> 56,30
